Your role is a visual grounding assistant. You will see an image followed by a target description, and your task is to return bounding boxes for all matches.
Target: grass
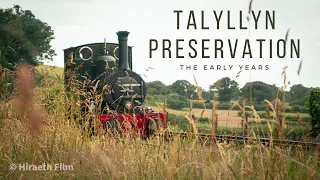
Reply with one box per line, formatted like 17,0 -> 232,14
151,105 -> 243,127
35,65 -> 64,78
152,105 -> 311,131
196,122 -> 312,139
0,64 -> 319,179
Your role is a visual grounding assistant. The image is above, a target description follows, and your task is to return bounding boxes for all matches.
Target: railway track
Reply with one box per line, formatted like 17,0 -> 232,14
159,131 -> 320,148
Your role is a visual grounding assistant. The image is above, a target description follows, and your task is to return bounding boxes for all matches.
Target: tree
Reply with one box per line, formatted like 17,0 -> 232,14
147,87 -> 158,95
209,77 -> 239,101
200,88 -> 211,101
169,80 -> 196,98
166,93 -> 188,110
0,5 -> 56,69
146,81 -> 169,95
287,84 -> 310,106
307,88 -> 320,138
241,81 -> 276,104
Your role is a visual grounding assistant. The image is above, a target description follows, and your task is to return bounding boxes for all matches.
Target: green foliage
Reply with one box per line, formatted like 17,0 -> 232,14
145,79 -> 311,111
217,101 -> 236,110
237,110 -> 311,121
166,93 -> 188,110
287,84 -> 310,106
200,89 -> 212,100
241,81 -> 277,103
0,66 -> 14,100
146,94 -> 169,106
147,88 -> 158,95
41,85 -> 63,114
0,5 -> 56,69
198,117 -> 210,123
146,81 -> 169,95
209,77 -> 239,101
169,80 -> 196,97
308,88 -> 320,138
167,114 -> 189,131
290,105 -> 308,113
34,71 -> 46,84
248,120 -> 310,127
190,101 -> 242,110
191,101 -> 204,108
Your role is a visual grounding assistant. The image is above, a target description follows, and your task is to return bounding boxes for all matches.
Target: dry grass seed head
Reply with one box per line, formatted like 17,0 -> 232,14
13,64 -> 45,133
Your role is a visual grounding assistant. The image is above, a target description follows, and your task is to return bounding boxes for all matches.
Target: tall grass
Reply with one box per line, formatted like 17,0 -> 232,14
0,65 -> 319,179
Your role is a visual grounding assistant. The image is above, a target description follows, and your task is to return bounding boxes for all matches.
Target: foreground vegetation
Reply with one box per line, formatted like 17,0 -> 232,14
0,64 -> 319,179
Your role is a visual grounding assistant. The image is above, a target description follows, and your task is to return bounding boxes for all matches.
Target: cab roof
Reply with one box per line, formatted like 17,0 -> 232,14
63,42 -> 133,51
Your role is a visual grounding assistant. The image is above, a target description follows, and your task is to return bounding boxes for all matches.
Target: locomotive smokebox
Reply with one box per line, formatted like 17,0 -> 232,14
117,31 -> 130,71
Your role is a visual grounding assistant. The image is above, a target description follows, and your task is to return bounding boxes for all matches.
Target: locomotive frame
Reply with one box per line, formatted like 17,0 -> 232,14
63,31 -> 167,136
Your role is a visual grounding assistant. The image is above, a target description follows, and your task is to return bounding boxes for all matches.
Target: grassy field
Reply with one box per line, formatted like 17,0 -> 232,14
35,65 -> 64,77
151,105 -> 243,127
150,105 -> 311,129
0,65 -> 319,179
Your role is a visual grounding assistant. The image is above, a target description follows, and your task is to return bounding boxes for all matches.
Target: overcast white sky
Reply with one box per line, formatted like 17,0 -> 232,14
1,0 -> 319,90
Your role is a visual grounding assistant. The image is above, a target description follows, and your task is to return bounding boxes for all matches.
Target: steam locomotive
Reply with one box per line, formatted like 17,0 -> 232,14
64,31 -> 167,136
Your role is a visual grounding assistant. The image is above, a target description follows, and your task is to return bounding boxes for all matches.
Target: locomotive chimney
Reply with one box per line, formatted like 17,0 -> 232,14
117,31 -> 130,71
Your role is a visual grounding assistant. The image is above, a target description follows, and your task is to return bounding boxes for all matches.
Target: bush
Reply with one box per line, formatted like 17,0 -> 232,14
192,101 -> 204,108
204,100 -> 211,104
238,111 -> 249,117
237,110 -> 311,122
291,105 -> 302,112
308,88 -> 320,138
198,117 -> 210,123
166,93 -> 188,110
291,105 -> 309,113
146,95 -> 156,106
205,102 -> 213,109
192,101 -> 241,110
148,88 -> 158,95
253,105 -> 267,111
167,114 -> 189,131
237,111 -> 258,118
285,115 -> 311,121
217,104 -> 232,110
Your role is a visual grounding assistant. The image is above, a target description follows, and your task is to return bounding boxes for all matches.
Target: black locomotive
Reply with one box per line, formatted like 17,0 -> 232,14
64,31 -> 167,135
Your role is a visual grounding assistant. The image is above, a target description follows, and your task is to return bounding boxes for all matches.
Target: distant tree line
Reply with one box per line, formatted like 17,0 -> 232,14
146,77 -> 316,113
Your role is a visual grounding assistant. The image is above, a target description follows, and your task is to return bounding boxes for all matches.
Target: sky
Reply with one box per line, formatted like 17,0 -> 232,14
1,0 -> 319,90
